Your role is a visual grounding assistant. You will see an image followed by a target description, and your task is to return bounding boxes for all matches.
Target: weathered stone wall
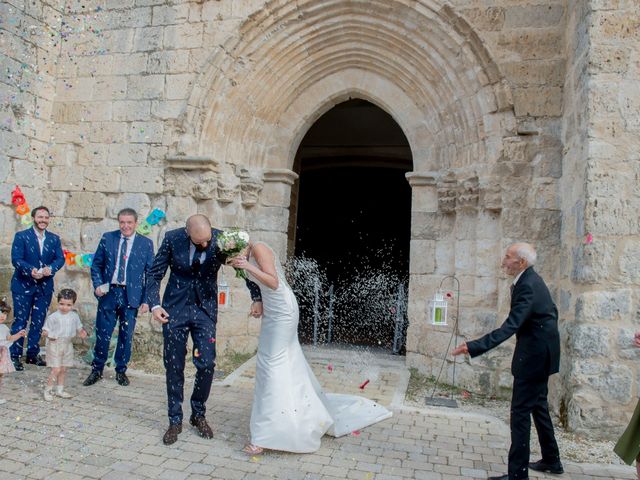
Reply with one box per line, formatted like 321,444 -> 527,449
559,0 -> 640,437
0,0 -> 639,435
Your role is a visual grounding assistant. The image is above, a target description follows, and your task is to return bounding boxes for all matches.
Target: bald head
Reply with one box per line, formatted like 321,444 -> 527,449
502,242 -> 537,276
186,215 -> 212,250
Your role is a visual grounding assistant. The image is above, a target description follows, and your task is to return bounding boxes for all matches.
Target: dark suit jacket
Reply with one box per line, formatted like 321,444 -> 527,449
467,267 -> 560,380
146,227 -> 261,320
90,230 -> 155,308
11,228 -> 65,296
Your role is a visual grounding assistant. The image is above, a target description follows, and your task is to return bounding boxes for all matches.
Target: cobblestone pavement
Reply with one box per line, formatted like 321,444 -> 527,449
0,346 -> 634,479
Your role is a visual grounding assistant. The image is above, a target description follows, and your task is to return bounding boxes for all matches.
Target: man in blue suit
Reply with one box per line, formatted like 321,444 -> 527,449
10,206 -> 65,370
83,208 -> 155,387
147,214 -> 262,445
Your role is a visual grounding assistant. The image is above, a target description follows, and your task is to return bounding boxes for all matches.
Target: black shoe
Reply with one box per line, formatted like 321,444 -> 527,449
488,476 -> 528,480
529,459 -> 564,474
189,415 -> 213,439
12,358 -> 23,371
82,371 -> 102,386
115,372 -> 129,386
26,355 -> 46,366
163,423 -> 182,445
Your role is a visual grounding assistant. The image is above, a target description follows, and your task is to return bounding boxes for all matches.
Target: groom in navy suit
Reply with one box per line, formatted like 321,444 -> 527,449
10,206 -> 65,370
83,208 -> 155,387
147,214 -> 262,445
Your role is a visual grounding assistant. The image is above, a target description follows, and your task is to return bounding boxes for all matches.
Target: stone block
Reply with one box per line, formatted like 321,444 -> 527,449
151,100 -> 185,119
619,240 -> 640,283
113,100 -> 151,121
128,121 -> 164,143
246,206 -> 288,232
166,196 -> 197,223
165,73 -> 193,100
497,29 -> 564,61
571,361 -> 632,403
93,76 -> 128,101
163,23 -> 203,49
589,43 -> 630,74
260,181 -> 292,208
120,167 -> 164,193
81,218 -> 120,251
89,122 -> 128,143
502,59 -> 565,86
152,4 -> 190,25
504,4 -> 564,28
411,185 -> 438,213
571,242 -> 616,284
409,240 -> 435,275
619,79 -> 640,130
459,7 -> 505,31
54,78 -> 95,101
50,166 -> 85,191
12,161 -> 48,189
617,328 -> 640,360
49,217 -> 82,251
585,196 -> 640,235
108,143 -> 150,166
148,51 -> 190,74
133,26 -> 164,52
575,289 -> 632,323
502,209 -> 561,242
127,75 -> 165,100
109,193 -> 153,219
513,86 -> 563,117
83,166 -> 121,192
567,324 -> 610,357
590,10 -> 640,43
411,212 -> 454,240
66,192 -> 107,219
0,130 -> 29,158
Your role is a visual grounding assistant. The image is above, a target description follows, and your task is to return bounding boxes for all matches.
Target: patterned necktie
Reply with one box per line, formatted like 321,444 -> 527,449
117,236 -> 128,284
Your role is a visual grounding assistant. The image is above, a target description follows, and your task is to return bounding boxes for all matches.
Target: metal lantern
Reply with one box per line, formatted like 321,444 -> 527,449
218,270 -> 230,309
429,291 -> 448,325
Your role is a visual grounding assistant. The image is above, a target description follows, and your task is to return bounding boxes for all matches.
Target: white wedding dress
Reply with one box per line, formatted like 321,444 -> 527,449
247,242 -> 392,453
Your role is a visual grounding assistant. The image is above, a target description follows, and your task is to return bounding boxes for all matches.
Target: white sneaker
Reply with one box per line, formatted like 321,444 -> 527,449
43,388 -> 53,401
55,387 -> 72,399
0,398 -> 6,405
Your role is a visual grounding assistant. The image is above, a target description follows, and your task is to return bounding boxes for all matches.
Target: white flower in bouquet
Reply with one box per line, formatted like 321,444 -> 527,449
217,228 -> 250,279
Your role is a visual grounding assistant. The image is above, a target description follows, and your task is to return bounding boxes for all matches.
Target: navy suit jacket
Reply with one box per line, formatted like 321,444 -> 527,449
90,231 -> 155,308
467,267 -> 561,381
146,227 -> 261,320
11,228 -> 65,296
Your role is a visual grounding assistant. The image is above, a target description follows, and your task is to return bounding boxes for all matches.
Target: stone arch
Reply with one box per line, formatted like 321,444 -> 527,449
179,0 -> 514,175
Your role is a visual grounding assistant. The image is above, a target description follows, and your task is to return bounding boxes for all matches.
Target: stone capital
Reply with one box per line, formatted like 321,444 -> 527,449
165,155 -> 219,172
263,168 -> 299,185
405,171 -> 438,187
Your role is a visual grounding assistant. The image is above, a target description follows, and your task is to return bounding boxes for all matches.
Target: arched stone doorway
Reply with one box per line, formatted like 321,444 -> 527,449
290,99 -> 412,349
175,0 -> 518,392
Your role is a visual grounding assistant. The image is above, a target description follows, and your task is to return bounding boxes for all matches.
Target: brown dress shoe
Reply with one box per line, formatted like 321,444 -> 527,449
190,416 -> 213,439
162,423 -> 182,445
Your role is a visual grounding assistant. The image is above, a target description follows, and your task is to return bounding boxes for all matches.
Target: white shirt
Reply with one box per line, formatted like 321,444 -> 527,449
110,233 -> 136,285
512,269 -> 526,287
42,311 -> 83,339
0,324 -> 12,348
33,227 -> 46,256
189,243 -> 206,265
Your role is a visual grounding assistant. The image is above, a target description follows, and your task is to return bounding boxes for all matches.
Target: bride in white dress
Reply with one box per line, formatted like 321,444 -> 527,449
230,241 -> 392,454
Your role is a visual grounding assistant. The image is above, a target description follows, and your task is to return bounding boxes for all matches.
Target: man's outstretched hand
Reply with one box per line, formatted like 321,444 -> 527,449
451,342 -> 468,356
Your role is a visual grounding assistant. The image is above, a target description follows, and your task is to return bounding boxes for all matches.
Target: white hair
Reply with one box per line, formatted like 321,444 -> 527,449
512,242 -> 537,266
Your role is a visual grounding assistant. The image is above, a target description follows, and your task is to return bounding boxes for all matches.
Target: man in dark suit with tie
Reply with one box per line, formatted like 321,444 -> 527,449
452,243 -> 563,480
10,206 -> 65,370
83,208 -> 155,387
147,214 -> 262,445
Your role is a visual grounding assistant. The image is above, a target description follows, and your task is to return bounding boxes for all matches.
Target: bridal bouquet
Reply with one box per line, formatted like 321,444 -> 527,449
217,228 -> 250,279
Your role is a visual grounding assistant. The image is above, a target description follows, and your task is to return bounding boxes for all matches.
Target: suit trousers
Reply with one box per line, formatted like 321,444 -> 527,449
92,286 -> 138,373
163,303 -> 217,425
508,376 -> 561,479
10,285 -> 52,359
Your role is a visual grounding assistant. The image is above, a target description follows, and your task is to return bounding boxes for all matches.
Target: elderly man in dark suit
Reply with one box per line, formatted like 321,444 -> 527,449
147,214 -> 262,445
452,243 -> 563,480
10,206 -> 65,370
83,208 -> 155,387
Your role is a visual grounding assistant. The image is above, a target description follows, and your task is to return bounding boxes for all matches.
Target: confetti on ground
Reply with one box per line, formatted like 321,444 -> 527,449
351,430 -> 361,436
585,233 -> 593,244
462,390 -> 471,399
359,379 -> 370,389
327,363 -> 333,372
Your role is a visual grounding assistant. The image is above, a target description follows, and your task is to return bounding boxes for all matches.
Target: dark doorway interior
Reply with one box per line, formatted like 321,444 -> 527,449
289,99 -> 412,351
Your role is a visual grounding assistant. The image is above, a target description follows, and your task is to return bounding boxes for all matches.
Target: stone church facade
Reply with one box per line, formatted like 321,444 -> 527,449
1,0 -> 639,436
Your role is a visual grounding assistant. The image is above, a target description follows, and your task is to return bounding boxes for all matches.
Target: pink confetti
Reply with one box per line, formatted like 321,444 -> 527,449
585,233 -> 593,244
446,292 -> 453,298
359,379 -> 370,390
209,337 -> 216,343
351,430 -> 361,436
327,364 -> 333,372
462,390 -> 471,399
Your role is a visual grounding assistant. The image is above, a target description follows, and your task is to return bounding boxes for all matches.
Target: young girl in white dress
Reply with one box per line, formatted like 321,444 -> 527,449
231,241 -> 392,455
0,300 -> 26,405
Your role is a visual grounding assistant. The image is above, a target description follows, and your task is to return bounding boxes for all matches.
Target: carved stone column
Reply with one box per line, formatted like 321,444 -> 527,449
405,171 -> 438,213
